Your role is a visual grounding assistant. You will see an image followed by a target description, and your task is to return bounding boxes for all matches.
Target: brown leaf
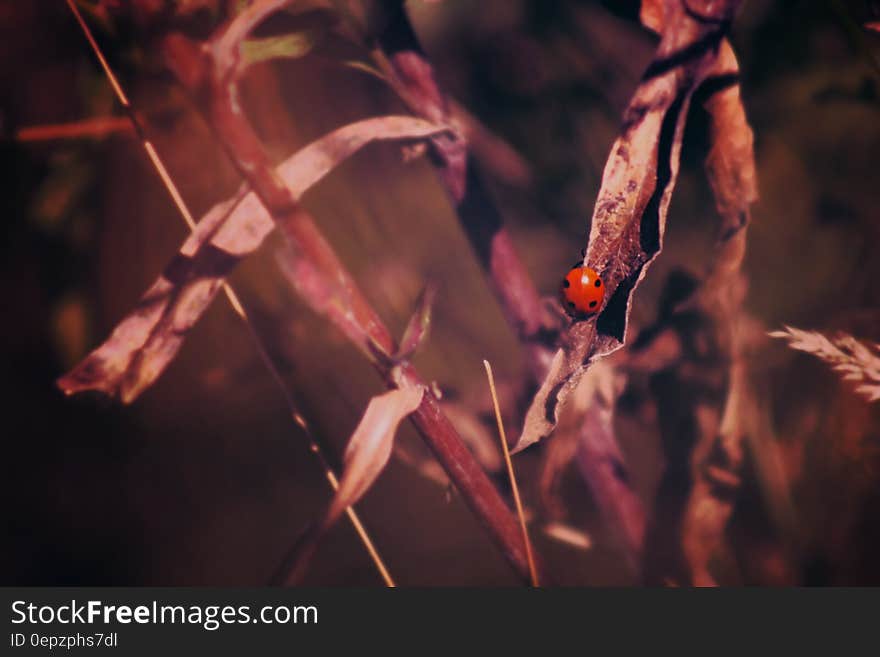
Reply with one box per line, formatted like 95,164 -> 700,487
668,37 -> 777,584
395,283 -> 438,362
57,116 -> 448,402
513,0 -> 742,453
325,386 -> 425,527
274,385 -> 424,584
698,40 -> 757,298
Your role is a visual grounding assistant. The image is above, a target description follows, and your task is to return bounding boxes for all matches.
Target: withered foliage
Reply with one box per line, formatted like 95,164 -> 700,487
40,0 -> 880,586
60,0 -> 538,583
275,386 -> 424,585
57,116 -> 446,402
531,0 -> 768,585
628,3 -> 765,585
515,0 -> 743,453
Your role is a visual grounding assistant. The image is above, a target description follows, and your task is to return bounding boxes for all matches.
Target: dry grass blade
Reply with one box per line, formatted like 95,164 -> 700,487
57,116 -> 446,402
770,326 -> 880,402
275,385 -> 424,584
514,0 -> 744,453
484,360 -> 539,587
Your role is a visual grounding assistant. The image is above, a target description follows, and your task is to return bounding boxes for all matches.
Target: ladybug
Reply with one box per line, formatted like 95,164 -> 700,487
560,265 -> 605,318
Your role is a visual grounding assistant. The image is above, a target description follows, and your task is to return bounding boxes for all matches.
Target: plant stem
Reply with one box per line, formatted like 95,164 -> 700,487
161,14 -> 538,582
63,0 -> 395,587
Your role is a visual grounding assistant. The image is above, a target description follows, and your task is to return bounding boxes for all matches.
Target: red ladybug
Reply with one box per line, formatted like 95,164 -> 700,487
561,265 -> 605,317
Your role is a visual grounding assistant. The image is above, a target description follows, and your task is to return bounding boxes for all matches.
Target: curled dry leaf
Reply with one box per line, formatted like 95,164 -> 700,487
325,386 -> 426,528
664,23 -> 786,586
677,41 -> 764,586
275,385 -> 425,585
57,116 -> 448,402
514,0 -> 743,453
770,326 -> 880,402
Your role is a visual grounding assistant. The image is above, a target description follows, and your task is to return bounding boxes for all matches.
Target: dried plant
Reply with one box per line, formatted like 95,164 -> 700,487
515,0 -> 744,453
57,116 -> 447,401
39,0 -> 855,587
59,0 -> 539,584
770,326 -> 880,403
275,386 -> 424,585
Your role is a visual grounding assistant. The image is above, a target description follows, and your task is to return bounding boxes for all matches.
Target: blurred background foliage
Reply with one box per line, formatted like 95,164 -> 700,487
2,0 -> 879,585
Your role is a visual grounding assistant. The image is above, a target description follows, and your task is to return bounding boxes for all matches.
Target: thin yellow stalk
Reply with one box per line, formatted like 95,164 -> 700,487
483,360 -> 539,587
63,0 -> 395,588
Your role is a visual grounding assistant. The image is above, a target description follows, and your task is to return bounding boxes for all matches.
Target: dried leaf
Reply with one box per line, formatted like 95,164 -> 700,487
697,40 -> 756,306
648,30 -> 762,584
274,386 -> 424,584
325,386 -> 425,527
395,283 -> 438,361
58,116 -> 448,402
514,0 -> 742,453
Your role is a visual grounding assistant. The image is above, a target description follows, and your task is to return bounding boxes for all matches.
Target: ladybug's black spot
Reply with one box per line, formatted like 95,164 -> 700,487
589,300 -> 597,308
595,278 -> 602,287
563,279 -> 570,288
568,301 -> 576,309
